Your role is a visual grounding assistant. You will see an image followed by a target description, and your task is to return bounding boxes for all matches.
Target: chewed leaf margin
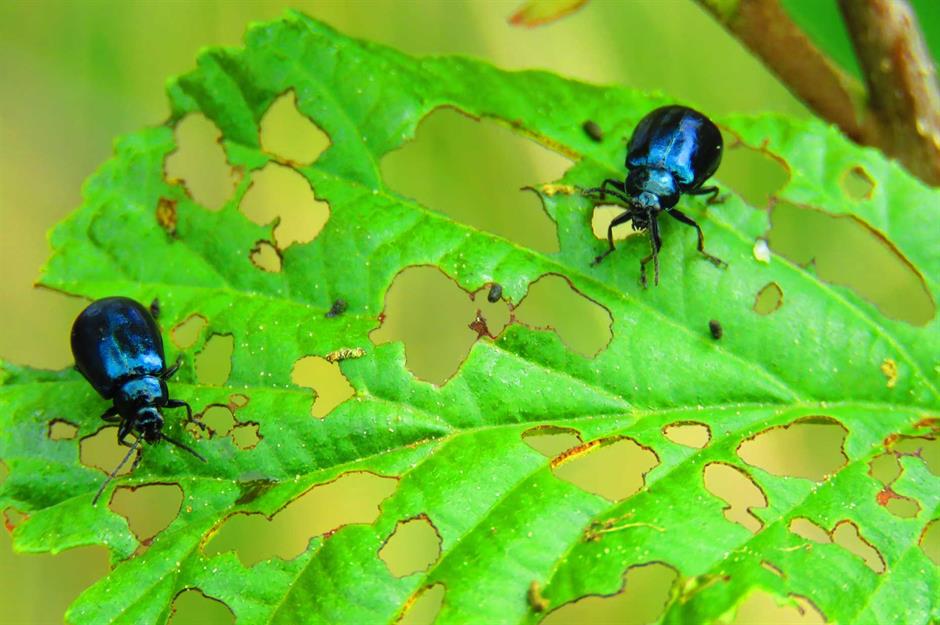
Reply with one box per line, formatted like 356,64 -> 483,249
0,9 -> 938,625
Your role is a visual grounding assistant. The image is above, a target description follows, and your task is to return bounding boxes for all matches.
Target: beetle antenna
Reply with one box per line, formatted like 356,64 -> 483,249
160,433 -> 207,463
92,438 -> 141,506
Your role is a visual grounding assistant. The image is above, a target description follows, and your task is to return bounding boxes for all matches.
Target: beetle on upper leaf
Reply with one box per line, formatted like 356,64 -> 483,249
583,105 -> 727,287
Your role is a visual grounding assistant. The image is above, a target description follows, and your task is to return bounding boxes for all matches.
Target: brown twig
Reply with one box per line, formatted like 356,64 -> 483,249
696,0 -> 940,187
839,0 -> 940,186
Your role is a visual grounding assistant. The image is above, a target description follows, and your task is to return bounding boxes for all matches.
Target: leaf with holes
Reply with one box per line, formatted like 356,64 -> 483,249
1,11 -> 939,625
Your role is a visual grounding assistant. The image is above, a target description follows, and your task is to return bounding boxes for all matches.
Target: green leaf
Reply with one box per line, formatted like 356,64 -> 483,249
2,10 -> 938,625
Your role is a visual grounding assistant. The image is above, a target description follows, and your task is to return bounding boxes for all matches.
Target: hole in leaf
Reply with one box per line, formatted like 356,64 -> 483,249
381,107 -> 570,253
551,437 -> 659,501
168,588 -> 234,625
371,266 -> 480,385
663,422 -> 710,448
165,114 -> 235,211
171,314 -> 207,349
231,423 -> 261,450
522,425 -> 583,457
703,462 -> 767,533
514,274 -> 612,357
198,405 -> 236,438
109,484 -> 182,546
0,533 -> 108,625
737,417 -> 848,481
717,141 -> 789,208
879,490 -> 920,518
789,517 -> 831,544
239,162 -> 329,249
892,435 -> 939,475
768,200 -> 935,325
195,333 -> 234,386
921,519 -> 940,565
229,393 -> 250,409
753,282 -> 783,315
730,590 -> 826,624
259,90 -> 330,164
831,520 -> 885,573
48,419 -> 78,440
591,205 -> 643,243
80,427 -> 137,476
379,515 -> 442,577
541,562 -> 677,625
398,583 -> 445,625
204,472 -> 397,566
869,453 -> 902,484
291,356 -> 356,418
841,165 -> 875,201
249,240 -> 282,273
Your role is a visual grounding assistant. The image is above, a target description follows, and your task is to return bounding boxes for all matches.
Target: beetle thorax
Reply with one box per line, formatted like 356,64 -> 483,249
115,375 -> 167,416
626,167 -> 679,211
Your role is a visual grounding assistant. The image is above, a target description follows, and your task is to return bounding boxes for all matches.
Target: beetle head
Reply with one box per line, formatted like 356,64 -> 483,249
135,406 -> 164,443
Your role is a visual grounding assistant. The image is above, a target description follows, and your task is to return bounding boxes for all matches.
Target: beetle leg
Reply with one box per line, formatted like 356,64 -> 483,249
162,356 -> 184,380
687,185 -> 724,205
117,419 -> 135,447
167,399 -> 206,431
100,406 -> 120,423
639,215 -> 662,288
592,210 -> 634,266
667,209 -> 727,268
582,179 -> 632,205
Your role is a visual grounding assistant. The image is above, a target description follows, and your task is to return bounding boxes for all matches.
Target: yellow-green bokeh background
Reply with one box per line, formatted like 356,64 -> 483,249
0,1 -> 836,623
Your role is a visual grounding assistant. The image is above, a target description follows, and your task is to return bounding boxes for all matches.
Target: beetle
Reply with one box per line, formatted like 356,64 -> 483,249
583,105 -> 727,287
70,296 -> 205,504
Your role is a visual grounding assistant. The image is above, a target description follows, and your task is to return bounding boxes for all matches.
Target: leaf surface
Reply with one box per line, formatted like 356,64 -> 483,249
1,11 -> 938,625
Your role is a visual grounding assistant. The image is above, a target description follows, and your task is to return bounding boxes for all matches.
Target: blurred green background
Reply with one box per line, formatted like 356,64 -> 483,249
1,1 -> 930,624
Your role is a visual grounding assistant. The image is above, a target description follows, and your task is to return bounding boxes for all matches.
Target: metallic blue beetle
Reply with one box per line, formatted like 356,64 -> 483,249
584,105 -> 726,286
71,296 -> 205,503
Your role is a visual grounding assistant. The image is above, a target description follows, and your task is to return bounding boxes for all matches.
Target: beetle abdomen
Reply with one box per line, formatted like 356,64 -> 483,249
71,297 -> 166,398
626,105 -> 722,190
